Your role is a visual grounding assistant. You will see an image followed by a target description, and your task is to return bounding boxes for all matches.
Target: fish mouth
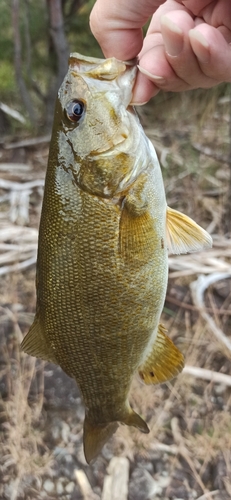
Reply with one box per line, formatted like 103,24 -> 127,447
69,52 -> 137,82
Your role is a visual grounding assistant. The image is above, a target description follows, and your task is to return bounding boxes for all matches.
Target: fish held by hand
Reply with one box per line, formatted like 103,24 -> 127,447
21,52 -> 212,463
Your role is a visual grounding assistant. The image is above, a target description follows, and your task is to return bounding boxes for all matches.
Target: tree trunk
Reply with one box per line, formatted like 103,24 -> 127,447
12,0 -> 36,126
46,0 -> 70,128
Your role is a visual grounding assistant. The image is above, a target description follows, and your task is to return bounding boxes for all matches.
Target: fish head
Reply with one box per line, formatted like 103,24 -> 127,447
54,53 -> 148,197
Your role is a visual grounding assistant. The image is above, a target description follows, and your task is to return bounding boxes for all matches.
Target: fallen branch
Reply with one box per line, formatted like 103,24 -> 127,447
102,457 -> 129,500
183,365 -> 231,387
75,470 -> 99,500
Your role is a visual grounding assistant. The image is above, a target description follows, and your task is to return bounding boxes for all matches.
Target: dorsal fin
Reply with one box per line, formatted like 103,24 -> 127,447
166,206 -> 212,255
138,324 -> 184,385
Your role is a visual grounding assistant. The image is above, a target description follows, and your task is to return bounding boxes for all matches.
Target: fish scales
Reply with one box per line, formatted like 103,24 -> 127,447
40,167 -> 166,405
21,53 -> 212,463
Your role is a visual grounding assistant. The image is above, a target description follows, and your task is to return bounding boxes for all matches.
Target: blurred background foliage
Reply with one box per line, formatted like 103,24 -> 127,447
0,0 -> 102,132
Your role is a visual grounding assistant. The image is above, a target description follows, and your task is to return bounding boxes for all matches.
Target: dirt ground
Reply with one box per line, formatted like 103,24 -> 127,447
0,91 -> 231,500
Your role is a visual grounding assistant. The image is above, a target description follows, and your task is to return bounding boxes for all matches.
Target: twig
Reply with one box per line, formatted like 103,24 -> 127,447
190,273 -> 231,352
196,491 -> 219,500
4,135 -> 51,149
0,102 -> 26,124
192,142 -> 231,165
0,163 -> 31,171
74,470 -> 99,500
171,417 -> 212,498
149,442 -> 179,455
0,179 -> 44,190
102,457 -> 129,500
183,365 -> 231,387
166,294 -> 231,316
0,256 -> 37,276
0,249 -> 36,265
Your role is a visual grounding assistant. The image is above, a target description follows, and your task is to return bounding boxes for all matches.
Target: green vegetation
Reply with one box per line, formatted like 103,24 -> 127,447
0,0 -> 101,130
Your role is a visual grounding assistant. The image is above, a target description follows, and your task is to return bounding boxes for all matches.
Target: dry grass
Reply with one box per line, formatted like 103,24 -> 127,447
0,88 -> 231,499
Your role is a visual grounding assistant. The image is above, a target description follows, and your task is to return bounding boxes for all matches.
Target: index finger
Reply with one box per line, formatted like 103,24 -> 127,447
90,0 -> 166,60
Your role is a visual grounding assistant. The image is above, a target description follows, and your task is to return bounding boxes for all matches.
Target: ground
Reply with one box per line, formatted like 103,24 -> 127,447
0,89 -> 231,500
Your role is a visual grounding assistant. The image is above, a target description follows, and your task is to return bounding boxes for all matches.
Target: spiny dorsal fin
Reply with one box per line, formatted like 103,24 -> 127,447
20,315 -> 58,365
138,324 -> 184,385
166,206 -> 212,255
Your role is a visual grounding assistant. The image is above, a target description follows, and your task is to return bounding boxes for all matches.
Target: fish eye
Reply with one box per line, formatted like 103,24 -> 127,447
65,99 -> 85,122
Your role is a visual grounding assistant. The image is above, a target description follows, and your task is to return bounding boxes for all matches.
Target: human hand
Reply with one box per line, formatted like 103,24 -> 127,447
90,0 -> 231,104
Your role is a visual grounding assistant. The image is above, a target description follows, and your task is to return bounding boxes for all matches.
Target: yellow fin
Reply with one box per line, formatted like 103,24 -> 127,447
166,206 -> 212,255
119,173 -> 157,262
120,207 -> 156,262
83,418 -> 118,464
138,324 -> 184,385
20,315 -> 58,365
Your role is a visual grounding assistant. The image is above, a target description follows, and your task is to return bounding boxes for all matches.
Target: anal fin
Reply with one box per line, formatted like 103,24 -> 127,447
138,324 -> 184,385
166,206 -> 212,255
20,315 -> 58,365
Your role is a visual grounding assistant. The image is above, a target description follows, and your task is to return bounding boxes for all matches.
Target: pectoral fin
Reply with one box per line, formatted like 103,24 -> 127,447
166,206 -> 212,255
120,207 -> 156,262
119,173 -> 157,262
138,324 -> 184,385
20,315 -> 58,365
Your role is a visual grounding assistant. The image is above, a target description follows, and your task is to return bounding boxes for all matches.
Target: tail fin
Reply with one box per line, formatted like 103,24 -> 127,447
83,409 -> 149,463
83,419 -> 118,464
121,408 -> 150,434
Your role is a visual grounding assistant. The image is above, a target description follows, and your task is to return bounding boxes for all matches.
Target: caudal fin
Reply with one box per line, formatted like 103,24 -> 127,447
83,409 -> 149,463
83,419 -> 118,464
121,408 -> 150,434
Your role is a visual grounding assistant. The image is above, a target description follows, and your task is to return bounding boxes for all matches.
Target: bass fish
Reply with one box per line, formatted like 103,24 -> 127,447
21,53 -> 212,463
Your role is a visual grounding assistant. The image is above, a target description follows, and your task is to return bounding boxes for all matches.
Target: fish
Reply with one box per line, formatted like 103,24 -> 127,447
21,52 -> 212,463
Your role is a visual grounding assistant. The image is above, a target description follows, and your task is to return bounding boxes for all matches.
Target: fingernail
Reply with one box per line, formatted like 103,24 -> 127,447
189,29 -> 210,63
161,15 -> 183,56
138,65 -> 166,84
131,101 -> 148,106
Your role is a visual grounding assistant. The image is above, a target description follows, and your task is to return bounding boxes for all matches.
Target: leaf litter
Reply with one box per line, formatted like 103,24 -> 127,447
0,91 -> 231,499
